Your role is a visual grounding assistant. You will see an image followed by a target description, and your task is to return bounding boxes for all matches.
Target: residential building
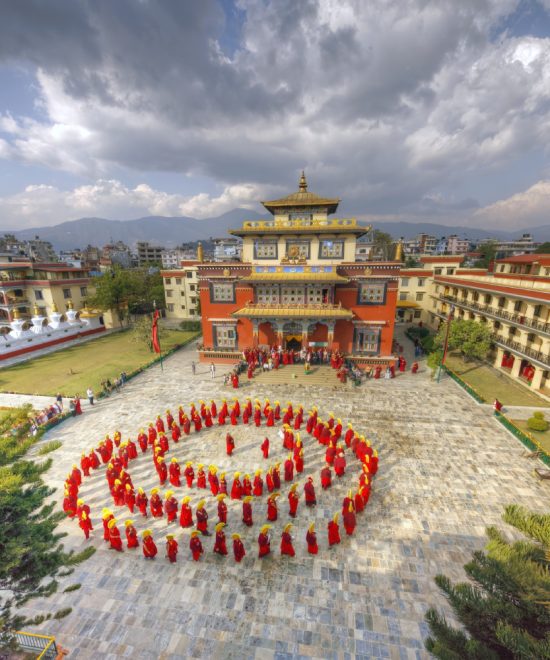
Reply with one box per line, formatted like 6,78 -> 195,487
101,241 -> 133,268
26,236 -> 58,262
161,263 -> 200,320
197,173 -> 400,366
212,237 -> 242,262
429,253 -> 550,396
493,233 -> 539,259
161,247 -> 198,269
446,235 -> 471,254
136,241 -> 164,266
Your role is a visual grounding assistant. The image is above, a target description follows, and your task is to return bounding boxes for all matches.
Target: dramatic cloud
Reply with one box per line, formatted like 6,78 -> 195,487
473,180 -> 550,229
1,0 -> 550,229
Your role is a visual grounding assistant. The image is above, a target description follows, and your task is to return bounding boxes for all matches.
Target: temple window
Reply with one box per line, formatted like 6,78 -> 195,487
254,240 -> 278,259
353,327 -> 380,353
307,285 -> 329,304
285,240 -> 310,259
256,284 -> 279,304
210,283 -> 235,303
281,286 -> 305,304
214,325 -> 237,348
318,239 -> 344,259
358,282 -> 386,305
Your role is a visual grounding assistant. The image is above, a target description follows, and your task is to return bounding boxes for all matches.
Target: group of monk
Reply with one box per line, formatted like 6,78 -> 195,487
64,395 -> 379,562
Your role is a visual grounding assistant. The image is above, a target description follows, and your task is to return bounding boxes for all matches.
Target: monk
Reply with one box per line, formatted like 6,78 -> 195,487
267,493 -> 279,521
196,500 -> 210,535
306,522 -> 318,554
171,423 -> 181,443
124,484 -> 136,513
288,483 -> 299,518
258,524 -> 272,558
190,530 -> 203,561
209,466 -> 220,496
226,433 -> 235,456
196,465 -> 207,489
334,450 -> 346,477
242,496 -> 254,526
320,465 -> 332,489
342,489 -> 354,515
217,494 -> 228,524
265,467 -> 274,493
272,464 -> 281,490
136,488 -> 148,517
149,488 -> 163,517
166,534 -> 178,563
156,415 -> 165,433
253,470 -> 263,496
142,530 -> 158,559
261,437 -> 269,459
184,462 -> 194,488
164,491 -> 178,524
304,477 -> 317,506
411,361 -> 419,374
328,513 -> 341,546
295,448 -> 304,474
284,453 -> 294,482
213,522 -> 228,556
242,474 -> 252,496
280,523 -> 295,557
179,496 -> 193,527
80,452 -> 91,477
157,457 -> 168,485
232,533 -> 246,563
169,458 -> 181,487
108,518 -> 123,552
343,502 -> 356,536
219,472 -> 228,495
78,511 -> 93,539
125,520 -> 139,548
344,423 -> 354,447
230,472 -> 243,500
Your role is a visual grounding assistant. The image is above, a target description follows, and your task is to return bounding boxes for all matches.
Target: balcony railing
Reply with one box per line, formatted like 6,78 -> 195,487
241,301 -> 344,311
491,334 -> 550,367
440,294 -> 550,335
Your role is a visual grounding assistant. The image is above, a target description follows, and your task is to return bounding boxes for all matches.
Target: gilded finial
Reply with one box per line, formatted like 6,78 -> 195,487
66,299 -> 74,310
299,170 -> 307,192
12,308 -> 21,320
52,302 -> 59,313
33,303 -> 40,316
197,241 -> 204,263
394,238 -> 404,262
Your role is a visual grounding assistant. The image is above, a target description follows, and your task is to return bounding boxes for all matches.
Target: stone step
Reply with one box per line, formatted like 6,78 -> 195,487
252,365 -> 343,387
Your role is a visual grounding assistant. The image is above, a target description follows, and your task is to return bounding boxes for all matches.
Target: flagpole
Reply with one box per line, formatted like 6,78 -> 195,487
437,304 -> 454,383
153,300 -> 164,372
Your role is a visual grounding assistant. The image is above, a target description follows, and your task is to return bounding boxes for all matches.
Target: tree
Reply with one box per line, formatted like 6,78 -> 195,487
434,318 -> 492,362
405,255 -> 421,268
474,241 -> 498,269
88,266 -> 138,327
372,230 -> 394,260
425,505 -> 550,659
128,270 -> 166,315
130,314 -> 167,352
0,458 -> 95,650
534,242 -> 550,254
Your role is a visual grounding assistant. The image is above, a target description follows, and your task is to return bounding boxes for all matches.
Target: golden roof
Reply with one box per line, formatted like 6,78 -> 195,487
241,271 -> 349,283
232,304 -> 353,319
396,300 -> 420,308
230,218 -> 368,237
261,172 -> 340,213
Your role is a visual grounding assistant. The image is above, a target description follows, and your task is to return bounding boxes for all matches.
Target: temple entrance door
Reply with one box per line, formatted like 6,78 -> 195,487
282,321 -> 303,351
285,336 -> 302,351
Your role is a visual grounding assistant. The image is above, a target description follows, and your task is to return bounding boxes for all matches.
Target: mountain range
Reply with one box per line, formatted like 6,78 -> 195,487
6,209 -> 550,250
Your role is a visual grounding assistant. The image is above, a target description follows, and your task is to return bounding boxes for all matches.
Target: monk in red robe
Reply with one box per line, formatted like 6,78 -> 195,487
101,508 -> 114,541
242,496 -> 254,526
288,483 -> 299,518
78,511 -> 93,539
166,534 -> 178,563
226,433 -> 235,456
196,500 -> 210,535
125,520 -> 139,548
272,464 -> 281,489
189,530 -> 203,561
164,491 -> 178,523
156,415 -> 165,433
280,523 -> 295,557
80,453 -> 91,477
108,518 -> 123,552
182,415 -> 191,435
242,474 -> 252,496
232,533 -> 246,562
343,502 -> 356,536
284,454 -> 294,482
328,513 -> 341,546
253,470 -> 263,496
184,462 -> 194,488
258,525 -> 272,558
148,424 -> 157,445
157,457 -> 168,485
150,488 -> 163,518
125,484 -> 136,512
230,472 -> 243,500
219,473 -> 228,495
136,488 -> 148,517
213,522 -> 228,556
306,522 -> 318,554
197,465 -> 207,489
142,530 -> 158,559
261,437 -> 269,459
304,477 -> 317,506
334,450 -> 346,477
266,493 -> 279,521
171,423 -> 181,443
217,494 -> 228,524
321,466 -> 332,489
265,467 -> 274,493
179,496 -> 193,527
169,458 -> 181,487
209,466 -> 220,495
210,400 -> 217,417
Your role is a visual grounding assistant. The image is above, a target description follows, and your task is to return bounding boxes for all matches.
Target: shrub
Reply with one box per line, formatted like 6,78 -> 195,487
38,440 -> 62,455
527,412 -> 549,432
179,320 -> 201,332
406,326 -> 429,340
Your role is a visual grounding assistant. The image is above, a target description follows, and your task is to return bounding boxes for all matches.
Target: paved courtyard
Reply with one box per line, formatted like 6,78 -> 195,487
19,341 -> 550,660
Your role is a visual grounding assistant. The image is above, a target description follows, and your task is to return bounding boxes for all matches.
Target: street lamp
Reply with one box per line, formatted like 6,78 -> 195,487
437,304 -> 455,383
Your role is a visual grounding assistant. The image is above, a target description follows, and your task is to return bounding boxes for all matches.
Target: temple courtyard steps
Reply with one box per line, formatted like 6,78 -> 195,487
251,364 -> 343,388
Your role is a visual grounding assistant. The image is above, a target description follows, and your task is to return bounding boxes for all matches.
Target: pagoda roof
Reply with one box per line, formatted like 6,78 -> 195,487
261,171 -> 340,214
229,218 -> 368,237
232,303 -> 353,319
241,266 -> 349,283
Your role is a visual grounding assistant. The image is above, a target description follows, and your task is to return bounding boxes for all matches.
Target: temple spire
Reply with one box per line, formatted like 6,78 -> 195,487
299,170 -> 308,192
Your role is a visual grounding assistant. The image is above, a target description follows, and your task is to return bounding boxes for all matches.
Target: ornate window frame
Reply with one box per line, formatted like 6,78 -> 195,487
253,239 -> 279,260
357,281 -> 387,306
318,239 -> 344,259
209,282 -> 235,303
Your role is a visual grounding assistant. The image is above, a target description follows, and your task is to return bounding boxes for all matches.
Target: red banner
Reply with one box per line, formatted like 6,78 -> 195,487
151,310 -> 161,354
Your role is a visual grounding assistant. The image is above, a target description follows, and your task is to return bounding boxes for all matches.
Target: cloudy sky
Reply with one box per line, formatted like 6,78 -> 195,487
1,0 -> 550,231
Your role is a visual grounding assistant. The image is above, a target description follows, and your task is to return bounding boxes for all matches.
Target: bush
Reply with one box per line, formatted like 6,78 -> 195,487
179,320 -> 201,332
38,440 -> 62,455
527,412 -> 549,432
406,326 -> 429,340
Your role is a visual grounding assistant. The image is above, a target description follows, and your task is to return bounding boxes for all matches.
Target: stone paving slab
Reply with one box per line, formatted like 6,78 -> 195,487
15,338 -> 550,659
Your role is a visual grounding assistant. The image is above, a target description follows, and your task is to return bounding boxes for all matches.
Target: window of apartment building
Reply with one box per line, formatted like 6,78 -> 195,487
399,292 -> 408,301
513,300 -> 522,312
414,310 -> 421,318
508,327 -> 517,337
165,278 -> 171,285
452,288 -> 458,296
180,304 -> 185,310
401,278 -> 409,287
417,279 -> 425,287
473,292 -> 479,302
527,333 -> 536,343
352,327 -> 380,353
189,284 -> 196,291
80,286 -> 87,297
166,289 -> 173,298
167,303 -> 174,312
446,268 -> 455,274
545,268 -> 550,276
62,288 -> 71,299
416,293 -> 424,301
34,290 -> 44,300
190,297 -> 197,305
189,309 -> 195,315
484,294 -> 492,304
434,268 -> 442,275
432,300 -> 437,309
494,321 -> 501,330
533,305 -> 543,318
175,278 -> 182,285
461,289 -> 467,298
500,265 -> 505,272
358,282 -> 386,305
210,283 -> 234,303
498,296 -> 506,308
180,290 -> 186,296
186,271 -> 193,278
214,325 -> 236,348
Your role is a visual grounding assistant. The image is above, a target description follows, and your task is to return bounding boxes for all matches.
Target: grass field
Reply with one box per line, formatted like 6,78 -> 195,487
444,353 -> 549,408
510,418 -> 550,455
0,329 -> 199,397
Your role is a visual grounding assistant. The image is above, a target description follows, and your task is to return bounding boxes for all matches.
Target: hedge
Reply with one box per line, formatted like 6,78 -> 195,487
441,365 -> 486,403
494,412 -> 550,467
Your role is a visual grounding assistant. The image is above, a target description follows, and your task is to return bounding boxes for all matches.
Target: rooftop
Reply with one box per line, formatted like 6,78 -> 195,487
232,302 -> 354,319
261,172 -> 340,214
496,254 -> 550,266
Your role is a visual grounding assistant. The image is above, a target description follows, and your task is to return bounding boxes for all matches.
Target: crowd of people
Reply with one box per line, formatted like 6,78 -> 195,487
64,396 -> 379,563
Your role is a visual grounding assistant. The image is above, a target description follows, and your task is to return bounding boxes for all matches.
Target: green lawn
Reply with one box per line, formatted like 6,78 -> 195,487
444,353 -> 549,408
510,419 -> 550,455
0,329 -> 199,397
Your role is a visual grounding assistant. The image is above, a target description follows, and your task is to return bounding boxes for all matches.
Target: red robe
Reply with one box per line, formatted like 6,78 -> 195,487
242,478 -> 252,497
284,459 -> 294,482
171,425 -> 181,443
242,501 -> 253,526
127,440 -> 138,460
288,491 -> 299,517
169,463 -> 181,487
125,525 -> 139,548
80,454 -> 90,477
304,481 -> 316,505
143,536 -> 158,558
166,538 -> 178,562
233,538 -> 246,562
190,536 -> 203,561
261,438 -> 269,459
213,531 -> 228,555
157,462 -> 168,485
343,509 -> 356,535
204,412 -> 213,427
280,531 -> 295,557
196,508 -> 209,533
266,473 -> 274,493
182,418 -> 191,435
272,468 -> 281,490
218,412 -> 226,426
321,467 -> 332,489
194,416 -> 202,432
136,492 -> 148,517
344,428 -> 354,447
179,503 -> 193,527
209,474 -> 220,496
306,530 -> 318,554
78,515 -> 93,539
165,496 -> 178,523
197,470 -> 206,489
148,427 -> 157,444
109,525 -> 123,552
253,475 -> 263,497
124,488 -> 136,512
266,410 -> 274,427
218,500 -> 227,524
89,450 -> 100,469
334,454 -> 346,477
295,453 -> 304,473
231,478 -> 243,500
267,500 -> 278,521
102,513 -> 114,541
258,532 -> 271,558
210,401 -> 217,417
226,434 -> 235,455
328,521 -> 341,546
156,418 -> 165,433
184,466 -> 194,488
150,494 -> 163,518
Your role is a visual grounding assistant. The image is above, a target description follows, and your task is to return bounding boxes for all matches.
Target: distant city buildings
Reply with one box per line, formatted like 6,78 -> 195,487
0,234 -> 58,262
212,237 -> 242,262
136,241 -> 164,266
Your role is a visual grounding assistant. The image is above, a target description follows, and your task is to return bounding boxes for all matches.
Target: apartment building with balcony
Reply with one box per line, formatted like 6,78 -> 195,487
429,254 -> 550,396
161,263 -> 200,321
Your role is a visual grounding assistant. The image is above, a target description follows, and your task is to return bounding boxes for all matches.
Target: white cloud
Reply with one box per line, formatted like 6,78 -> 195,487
473,180 -> 550,229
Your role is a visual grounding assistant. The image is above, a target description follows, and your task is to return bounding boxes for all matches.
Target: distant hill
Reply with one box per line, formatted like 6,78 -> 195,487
6,210 -> 550,249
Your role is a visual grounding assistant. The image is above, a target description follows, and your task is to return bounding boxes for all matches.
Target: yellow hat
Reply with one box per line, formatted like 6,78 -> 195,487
151,488 -> 159,495
348,489 -> 352,499
171,457 -> 178,463
190,530 -> 200,537
329,412 -> 335,418
373,449 -> 378,457
289,483 -> 298,492
114,479 -> 121,485
209,465 -> 217,473
197,499 -> 206,509
101,508 -> 112,517
142,529 -> 152,538
197,463 -> 204,469
243,496 -> 253,503
220,472 -> 226,479
165,490 -> 174,498
332,512 -> 339,523
275,400 -> 280,405
182,496 -> 191,504
107,518 -> 118,529
337,418 -> 342,424
217,493 -> 226,501
269,493 -> 280,500
215,522 -> 225,532
260,524 -> 272,533
157,456 -> 164,463
125,520 -> 133,527
283,523 -> 293,533
308,522 -> 315,532
166,534 -> 174,540
186,461 -> 192,466
255,469 -> 262,475
138,487 -> 144,494
126,484 -> 132,490
234,472 -> 240,478
231,533 -> 241,540
348,503 -> 354,512
81,512 -> 88,520
77,499 -> 84,506
347,422 -> 352,427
